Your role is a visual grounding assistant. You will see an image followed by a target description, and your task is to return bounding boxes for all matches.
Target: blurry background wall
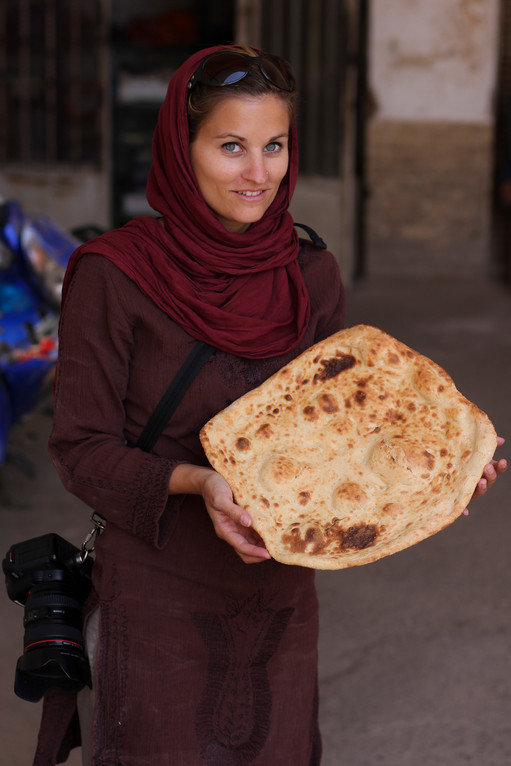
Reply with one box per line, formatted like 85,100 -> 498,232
367,0 -> 500,278
0,0 -> 509,284
0,0 -> 111,230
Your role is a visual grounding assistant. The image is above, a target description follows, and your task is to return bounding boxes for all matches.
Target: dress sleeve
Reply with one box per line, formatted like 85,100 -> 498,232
48,256 -> 180,549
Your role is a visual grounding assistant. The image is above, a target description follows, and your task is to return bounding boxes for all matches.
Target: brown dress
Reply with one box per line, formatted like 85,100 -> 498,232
34,240 -> 345,766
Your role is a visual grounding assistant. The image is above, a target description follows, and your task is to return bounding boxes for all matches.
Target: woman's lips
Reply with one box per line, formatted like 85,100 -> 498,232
235,189 -> 267,199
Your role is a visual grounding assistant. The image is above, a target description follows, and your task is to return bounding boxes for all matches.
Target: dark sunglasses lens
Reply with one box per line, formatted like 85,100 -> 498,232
260,55 -> 294,91
201,53 -> 249,86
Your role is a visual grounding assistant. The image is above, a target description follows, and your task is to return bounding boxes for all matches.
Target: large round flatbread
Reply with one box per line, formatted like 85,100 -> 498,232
200,325 -> 497,569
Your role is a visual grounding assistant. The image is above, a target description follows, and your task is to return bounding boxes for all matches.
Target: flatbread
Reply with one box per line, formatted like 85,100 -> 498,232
200,325 -> 497,569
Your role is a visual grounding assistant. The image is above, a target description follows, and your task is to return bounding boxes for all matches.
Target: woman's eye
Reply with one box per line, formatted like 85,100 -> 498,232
265,142 -> 282,153
222,142 -> 240,153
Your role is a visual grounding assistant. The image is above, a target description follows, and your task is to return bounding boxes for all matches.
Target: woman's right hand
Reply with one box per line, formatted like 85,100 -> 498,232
169,464 -> 271,564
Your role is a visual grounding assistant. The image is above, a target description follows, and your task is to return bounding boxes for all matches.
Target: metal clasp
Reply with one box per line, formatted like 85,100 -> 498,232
80,512 -> 106,561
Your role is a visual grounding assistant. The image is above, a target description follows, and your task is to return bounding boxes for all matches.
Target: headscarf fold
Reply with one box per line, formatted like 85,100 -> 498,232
62,45 -> 310,358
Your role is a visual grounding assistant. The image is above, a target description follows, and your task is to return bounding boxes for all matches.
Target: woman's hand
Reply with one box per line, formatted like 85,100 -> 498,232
463,436 -> 507,514
201,471 -> 271,564
169,463 -> 271,564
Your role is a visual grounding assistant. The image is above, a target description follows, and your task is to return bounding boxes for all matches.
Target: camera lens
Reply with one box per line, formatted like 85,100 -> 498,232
3,533 -> 93,702
14,572 -> 92,702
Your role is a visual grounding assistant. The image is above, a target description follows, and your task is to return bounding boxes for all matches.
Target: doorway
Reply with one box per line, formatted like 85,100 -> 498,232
493,0 -> 511,283
110,0 -> 235,227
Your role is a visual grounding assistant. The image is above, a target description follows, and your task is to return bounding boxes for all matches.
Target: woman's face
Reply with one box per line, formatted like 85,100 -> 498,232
190,94 -> 290,233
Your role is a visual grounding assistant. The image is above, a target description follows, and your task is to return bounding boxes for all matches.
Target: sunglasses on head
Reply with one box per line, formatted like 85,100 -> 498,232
188,51 -> 295,93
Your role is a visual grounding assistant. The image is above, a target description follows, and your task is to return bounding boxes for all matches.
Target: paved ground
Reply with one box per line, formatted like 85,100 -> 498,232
1,275 -> 510,765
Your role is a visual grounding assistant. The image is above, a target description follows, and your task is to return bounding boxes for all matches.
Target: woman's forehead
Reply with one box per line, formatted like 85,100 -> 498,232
199,94 -> 291,130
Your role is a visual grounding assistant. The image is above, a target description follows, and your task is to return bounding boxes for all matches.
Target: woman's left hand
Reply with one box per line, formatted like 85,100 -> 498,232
201,470 -> 272,563
463,436 -> 507,513
169,463 -> 271,563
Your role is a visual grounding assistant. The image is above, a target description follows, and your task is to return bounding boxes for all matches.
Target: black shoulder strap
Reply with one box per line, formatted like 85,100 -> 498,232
135,341 -> 215,453
293,222 -> 327,249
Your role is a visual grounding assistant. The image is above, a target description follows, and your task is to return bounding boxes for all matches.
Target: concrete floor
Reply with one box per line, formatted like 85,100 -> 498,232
1,276 -> 510,766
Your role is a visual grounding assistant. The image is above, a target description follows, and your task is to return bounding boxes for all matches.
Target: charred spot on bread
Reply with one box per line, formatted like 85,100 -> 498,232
354,390 -> 367,406
423,450 -> 435,470
340,523 -> 378,550
314,354 -> 356,382
281,520 -> 378,555
318,394 -> 339,413
256,423 -> 272,439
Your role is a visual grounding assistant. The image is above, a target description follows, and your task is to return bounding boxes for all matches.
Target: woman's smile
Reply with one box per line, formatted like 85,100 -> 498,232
237,190 -> 266,197
190,94 -> 290,233
233,188 -> 270,203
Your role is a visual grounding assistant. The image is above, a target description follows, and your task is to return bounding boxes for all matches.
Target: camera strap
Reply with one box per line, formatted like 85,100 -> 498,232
81,340 -> 216,554
135,340 -> 215,453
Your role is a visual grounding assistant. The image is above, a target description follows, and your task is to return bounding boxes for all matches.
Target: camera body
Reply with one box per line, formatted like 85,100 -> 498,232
3,533 -> 93,702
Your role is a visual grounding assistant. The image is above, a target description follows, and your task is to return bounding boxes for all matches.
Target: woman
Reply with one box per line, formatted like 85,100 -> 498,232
35,45 -> 505,766
35,45 -> 345,766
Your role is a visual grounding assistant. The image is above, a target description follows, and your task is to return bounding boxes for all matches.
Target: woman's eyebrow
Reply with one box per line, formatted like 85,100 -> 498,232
214,133 -> 246,140
214,132 -> 289,141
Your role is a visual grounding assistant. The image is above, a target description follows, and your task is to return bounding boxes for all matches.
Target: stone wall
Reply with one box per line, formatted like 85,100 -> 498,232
0,167 -> 111,232
366,120 -> 493,277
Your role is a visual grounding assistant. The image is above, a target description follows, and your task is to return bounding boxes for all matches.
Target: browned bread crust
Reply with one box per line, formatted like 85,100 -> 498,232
200,325 -> 497,569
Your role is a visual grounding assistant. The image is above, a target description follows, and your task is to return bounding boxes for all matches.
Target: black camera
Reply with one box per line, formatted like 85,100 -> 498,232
3,533 -> 93,702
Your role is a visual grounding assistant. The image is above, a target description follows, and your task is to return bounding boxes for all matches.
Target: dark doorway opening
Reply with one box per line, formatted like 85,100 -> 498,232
110,0 -> 235,227
492,0 -> 511,283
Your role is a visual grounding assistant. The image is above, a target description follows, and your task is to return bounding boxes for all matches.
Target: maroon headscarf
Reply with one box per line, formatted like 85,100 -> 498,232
62,45 -> 310,358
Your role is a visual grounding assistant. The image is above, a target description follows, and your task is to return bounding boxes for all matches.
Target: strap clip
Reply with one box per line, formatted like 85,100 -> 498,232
80,513 -> 106,561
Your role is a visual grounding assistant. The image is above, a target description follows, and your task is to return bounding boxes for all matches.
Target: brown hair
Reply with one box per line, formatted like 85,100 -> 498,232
187,45 -> 297,142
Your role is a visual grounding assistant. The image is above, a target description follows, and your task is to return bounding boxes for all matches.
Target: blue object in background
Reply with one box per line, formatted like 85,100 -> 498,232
0,199 -> 80,470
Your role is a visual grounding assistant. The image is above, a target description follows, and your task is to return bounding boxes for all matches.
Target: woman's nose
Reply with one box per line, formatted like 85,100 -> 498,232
242,153 -> 268,184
